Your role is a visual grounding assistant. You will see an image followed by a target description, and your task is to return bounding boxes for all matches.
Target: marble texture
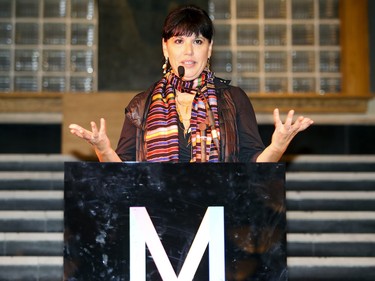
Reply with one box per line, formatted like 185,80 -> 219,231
64,162 -> 286,280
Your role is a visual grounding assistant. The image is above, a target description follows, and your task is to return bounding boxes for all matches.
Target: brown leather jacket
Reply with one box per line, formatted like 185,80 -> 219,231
116,78 -> 264,162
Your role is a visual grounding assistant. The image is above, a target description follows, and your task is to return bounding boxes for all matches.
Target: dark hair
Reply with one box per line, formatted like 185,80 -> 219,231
162,5 -> 214,42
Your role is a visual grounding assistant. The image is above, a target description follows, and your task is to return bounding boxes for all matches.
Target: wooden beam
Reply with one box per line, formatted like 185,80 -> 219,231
340,0 -> 370,97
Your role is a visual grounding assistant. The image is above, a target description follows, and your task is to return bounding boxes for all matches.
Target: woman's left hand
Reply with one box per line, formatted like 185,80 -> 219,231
270,108 -> 314,154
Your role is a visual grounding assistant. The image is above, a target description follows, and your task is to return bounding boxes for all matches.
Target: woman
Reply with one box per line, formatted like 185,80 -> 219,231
69,5 -> 313,163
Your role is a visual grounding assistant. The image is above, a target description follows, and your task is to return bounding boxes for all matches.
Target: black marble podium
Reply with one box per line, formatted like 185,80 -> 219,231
64,162 -> 286,281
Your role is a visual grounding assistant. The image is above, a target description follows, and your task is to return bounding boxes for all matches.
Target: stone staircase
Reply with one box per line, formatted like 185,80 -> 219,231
0,154 -> 374,281
0,155 -> 69,281
284,155 -> 375,281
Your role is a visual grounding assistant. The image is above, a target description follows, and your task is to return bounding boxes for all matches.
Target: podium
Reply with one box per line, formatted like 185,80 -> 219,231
64,162 -> 286,281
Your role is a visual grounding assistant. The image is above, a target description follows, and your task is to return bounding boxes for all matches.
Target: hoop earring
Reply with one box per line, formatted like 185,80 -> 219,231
162,57 -> 169,74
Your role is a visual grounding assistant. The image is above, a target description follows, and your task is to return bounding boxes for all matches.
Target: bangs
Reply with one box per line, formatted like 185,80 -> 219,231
162,5 -> 214,42
166,21 -> 211,40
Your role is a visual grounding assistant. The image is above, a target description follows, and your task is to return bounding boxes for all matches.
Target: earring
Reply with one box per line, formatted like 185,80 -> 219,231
162,57 -> 168,74
206,57 -> 211,72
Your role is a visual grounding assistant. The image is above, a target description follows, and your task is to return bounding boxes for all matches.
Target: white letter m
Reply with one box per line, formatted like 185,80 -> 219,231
129,206 -> 225,281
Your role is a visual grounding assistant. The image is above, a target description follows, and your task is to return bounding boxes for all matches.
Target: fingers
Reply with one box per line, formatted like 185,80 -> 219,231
90,121 -> 98,138
69,124 -> 86,138
298,117 -> 314,131
99,118 -> 106,134
273,108 -> 294,129
273,108 -> 281,125
285,109 -> 295,129
273,108 -> 313,132
90,118 -> 107,140
68,123 -> 80,132
69,119 -> 107,141
290,115 -> 314,132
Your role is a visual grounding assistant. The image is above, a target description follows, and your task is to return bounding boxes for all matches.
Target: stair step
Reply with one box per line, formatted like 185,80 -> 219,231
2,232 -> 373,258
1,209 -> 374,235
287,211 -> 375,233
283,155 -> 375,172
287,191 -> 375,211
1,154 -> 374,171
2,190 -> 374,211
287,233 -> 375,257
0,256 -> 62,281
0,172 -> 64,190
286,172 -> 375,191
0,256 -> 374,281
0,191 -> 63,210
288,257 -> 375,281
0,211 -> 63,232
0,154 -> 77,171
1,209 -> 374,234
1,170 -> 373,192
0,233 -> 63,256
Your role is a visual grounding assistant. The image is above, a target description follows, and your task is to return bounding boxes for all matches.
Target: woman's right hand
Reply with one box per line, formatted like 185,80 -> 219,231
69,118 -> 121,162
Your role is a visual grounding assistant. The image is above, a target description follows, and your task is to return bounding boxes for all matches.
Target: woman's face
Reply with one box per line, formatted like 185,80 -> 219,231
162,33 -> 213,81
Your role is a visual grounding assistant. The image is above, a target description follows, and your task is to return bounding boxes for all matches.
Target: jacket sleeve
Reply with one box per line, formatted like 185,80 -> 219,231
229,86 -> 265,162
114,91 -> 147,161
115,111 -> 137,161
115,88 -> 153,161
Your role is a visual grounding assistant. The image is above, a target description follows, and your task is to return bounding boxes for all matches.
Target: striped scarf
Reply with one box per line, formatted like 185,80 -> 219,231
145,70 -> 220,162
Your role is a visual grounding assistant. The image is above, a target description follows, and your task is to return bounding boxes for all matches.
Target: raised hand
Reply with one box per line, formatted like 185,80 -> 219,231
271,108 -> 314,151
69,118 -> 121,162
256,108 -> 314,162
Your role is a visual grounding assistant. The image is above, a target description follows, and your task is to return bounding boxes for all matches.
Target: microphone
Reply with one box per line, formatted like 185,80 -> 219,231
178,66 -> 185,78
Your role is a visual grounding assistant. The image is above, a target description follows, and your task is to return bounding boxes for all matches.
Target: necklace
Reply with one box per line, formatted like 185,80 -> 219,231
175,91 -> 194,133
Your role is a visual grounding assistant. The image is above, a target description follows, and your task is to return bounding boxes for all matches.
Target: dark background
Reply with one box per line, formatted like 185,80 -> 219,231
97,0 -> 207,90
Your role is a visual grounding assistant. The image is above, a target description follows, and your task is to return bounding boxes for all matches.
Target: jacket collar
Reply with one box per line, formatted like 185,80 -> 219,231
214,77 -> 231,90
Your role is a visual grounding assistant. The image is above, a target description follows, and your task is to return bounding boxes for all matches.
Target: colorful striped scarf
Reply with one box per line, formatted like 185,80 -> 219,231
145,70 -> 220,162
